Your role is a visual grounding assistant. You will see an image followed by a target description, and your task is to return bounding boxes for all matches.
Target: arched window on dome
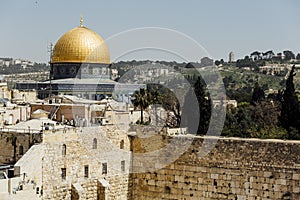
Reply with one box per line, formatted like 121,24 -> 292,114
93,138 -> 97,149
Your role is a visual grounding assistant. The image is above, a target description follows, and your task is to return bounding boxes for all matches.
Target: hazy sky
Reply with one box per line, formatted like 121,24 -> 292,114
0,0 -> 300,63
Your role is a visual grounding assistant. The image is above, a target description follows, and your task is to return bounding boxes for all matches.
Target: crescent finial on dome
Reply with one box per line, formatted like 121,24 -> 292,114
80,15 -> 83,27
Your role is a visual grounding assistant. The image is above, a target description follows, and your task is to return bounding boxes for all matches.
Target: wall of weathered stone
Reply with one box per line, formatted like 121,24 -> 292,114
19,124 -> 300,200
0,105 -> 30,126
0,131 -> 42,164
31,104 -> 89,124
131,135 -> 300,200
0,82 -> 11,100
41,126 -> 132,200
11,89 -> 37,103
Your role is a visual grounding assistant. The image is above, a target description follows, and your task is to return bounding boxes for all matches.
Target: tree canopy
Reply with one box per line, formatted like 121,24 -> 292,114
132,88 -> 151,124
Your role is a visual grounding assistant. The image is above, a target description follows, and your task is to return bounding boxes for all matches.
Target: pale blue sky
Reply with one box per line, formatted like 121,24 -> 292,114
0,0 -> 299,62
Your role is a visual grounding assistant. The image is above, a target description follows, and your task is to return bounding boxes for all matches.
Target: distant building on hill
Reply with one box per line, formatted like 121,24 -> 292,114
229,51 -> 235,63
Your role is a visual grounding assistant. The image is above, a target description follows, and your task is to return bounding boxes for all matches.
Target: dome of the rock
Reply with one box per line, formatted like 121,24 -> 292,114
51,25 -> 110,64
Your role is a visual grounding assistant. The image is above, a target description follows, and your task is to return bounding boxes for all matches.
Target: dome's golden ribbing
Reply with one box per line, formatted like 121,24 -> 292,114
51,26 -> 110,64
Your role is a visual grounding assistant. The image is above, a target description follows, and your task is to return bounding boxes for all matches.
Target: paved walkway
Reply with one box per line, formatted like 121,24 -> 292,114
0,191 -> 40,200
0,183 -> 41,200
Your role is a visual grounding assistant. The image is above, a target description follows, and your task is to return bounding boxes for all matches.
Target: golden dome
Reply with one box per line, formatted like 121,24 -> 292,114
51,26 -> 110,64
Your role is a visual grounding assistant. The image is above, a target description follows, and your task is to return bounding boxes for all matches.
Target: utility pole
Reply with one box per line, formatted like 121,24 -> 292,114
48,42 -> 53,98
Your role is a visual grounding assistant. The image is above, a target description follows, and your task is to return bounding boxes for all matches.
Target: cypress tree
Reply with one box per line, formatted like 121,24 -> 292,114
280,65 -> 300,138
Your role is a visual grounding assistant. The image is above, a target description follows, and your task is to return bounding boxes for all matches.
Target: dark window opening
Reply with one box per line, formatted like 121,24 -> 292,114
213,179 -> 218,187
61,168 -> 66,180
93,138 -> 97,149
102,163 -> 107,175
165,186 -> 171,194
84,165 -> 89,178
65,68 -> 70,75
19,145 -> 24,155
120,140 -> 124,149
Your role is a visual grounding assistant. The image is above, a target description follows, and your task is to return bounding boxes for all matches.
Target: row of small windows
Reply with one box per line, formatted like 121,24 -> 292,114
61,139 -> 125,179
53,66 -> 109,75
61,161 -> 125,180
62,139 -> 125,155
92,139 -> 125,150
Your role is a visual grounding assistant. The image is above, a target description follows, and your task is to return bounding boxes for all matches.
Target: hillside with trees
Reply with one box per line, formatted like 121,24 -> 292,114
3,50 -> 300,139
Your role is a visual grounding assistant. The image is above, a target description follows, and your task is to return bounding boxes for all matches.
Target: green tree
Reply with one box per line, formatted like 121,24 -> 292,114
250,51 -> 262,60
236,56 -> 257,68
263,50 -> 275,60
161,90 -> 181,127
222,100 -> 286,139
214,60 -> 221,66
283,50 -> 295,61
194,77 -> 212,135
147,84 -> 181,127
280,65 -> 300,138
236,103 -> 255,137
227,86 -> 252,103
182,76 -> 211,135
251,82 -> 265,103
132,88 -> 151,124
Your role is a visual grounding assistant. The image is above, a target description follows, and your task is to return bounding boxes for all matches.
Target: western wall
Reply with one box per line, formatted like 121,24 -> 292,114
130,133 -> 300,200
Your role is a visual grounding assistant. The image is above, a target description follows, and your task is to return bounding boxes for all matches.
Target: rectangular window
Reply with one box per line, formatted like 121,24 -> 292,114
61,168 -> 66,180
84,165 -> 89,178
102,163 -> 107,175
121,160 -> 125,172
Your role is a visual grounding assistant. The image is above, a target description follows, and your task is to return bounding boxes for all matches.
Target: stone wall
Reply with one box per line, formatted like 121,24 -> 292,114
17,124 -> 300,200
31,104 -> 89,124
14,144 -> 45,186
11,89 -> 37,103
0,82 -> 11,100
41,126 -> 132,200
0,105 -> 31,126
131,135 -> 300,200
0,131 -> 42,164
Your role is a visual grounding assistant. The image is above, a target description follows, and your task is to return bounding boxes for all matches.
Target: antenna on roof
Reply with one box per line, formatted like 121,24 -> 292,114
47,42 -> 53,98
48,42 -> 53,61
